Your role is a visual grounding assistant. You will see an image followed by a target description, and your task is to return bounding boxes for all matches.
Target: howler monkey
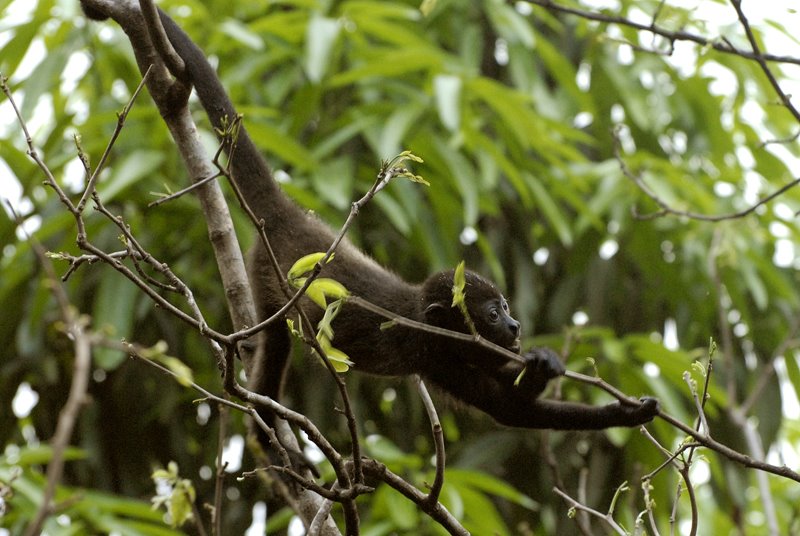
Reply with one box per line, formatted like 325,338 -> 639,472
86,5 -> 659,432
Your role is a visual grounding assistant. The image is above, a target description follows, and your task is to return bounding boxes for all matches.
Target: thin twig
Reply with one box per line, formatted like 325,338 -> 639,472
729,0 -> 800,123
76,65 -> 153,212
565,369 -> 800,483
528,0 -> 800,66
613,128 -> 800,222
553,487 -> 628,535
415,377 -> 445,505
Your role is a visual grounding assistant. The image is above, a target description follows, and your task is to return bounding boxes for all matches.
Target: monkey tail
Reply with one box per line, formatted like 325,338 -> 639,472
157,10 -> 281,203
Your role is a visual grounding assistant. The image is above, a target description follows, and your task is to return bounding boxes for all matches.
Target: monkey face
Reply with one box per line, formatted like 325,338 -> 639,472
475,297 -> 521,352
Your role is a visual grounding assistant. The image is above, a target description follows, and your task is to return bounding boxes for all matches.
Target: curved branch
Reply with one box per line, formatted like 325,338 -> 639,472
416,378 -> 445,505
528,0 -> 800,67
565,370 -> 800,483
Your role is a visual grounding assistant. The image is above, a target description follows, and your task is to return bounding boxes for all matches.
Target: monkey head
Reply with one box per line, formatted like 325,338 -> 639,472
422,269 -> 521,352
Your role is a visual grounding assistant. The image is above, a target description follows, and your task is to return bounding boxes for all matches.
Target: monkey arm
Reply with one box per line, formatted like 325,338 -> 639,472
426,348 -> 659,430
500,396 -> 659,429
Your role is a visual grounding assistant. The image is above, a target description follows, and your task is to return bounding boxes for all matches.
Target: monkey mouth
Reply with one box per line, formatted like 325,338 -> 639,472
509,339 -> 521,353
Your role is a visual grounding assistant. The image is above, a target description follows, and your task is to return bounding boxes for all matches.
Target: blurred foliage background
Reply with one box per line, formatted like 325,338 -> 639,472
2,0 -> 800,534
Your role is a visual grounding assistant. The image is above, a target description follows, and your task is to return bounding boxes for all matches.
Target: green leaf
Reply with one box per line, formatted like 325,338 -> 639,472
158,356 -> 195,387
313,298 -> 352,371
434,74 -> 461,131
318,342 -> 352,372
344,4 -> 425,47
137,342 -> 195,387
375,104 -> 426,159
385,485 -> 419,529
526,172 -> 573,246
310,278 -> 350,300
0,3 -> 50,78
310,156 -> 354,210
466,77 -> 541,151
247,121 -> 317,170
451,261 -> 466,308
457,485 -> 511,534
150,462 -> 196,528
446,468 -> 538,510
11,445 -> 86,466
513,367 -> 526,386
288,252 -> 328,282
92,273 -> 139,369
288,252 -> 349,309
373,193 -> 412,235
220,19 -> 264,50
364,435 -> 423,468
306,277 -> 350,308
316,332 -> 353,372
304,279 -> 326,308
784,351 -> 800,401
19,39 -> 71,121
420,0 -> 437,16
328,47 -> 443,87
739,254 -> 768,310
432,135 -> 479,225
304,15 -> 341,83
462,125 -> 532,206
98,150 -> 165,202
486,0 -> 535,48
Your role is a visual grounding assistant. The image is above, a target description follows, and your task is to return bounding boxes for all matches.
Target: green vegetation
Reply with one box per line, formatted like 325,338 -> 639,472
2,0 -> 800,533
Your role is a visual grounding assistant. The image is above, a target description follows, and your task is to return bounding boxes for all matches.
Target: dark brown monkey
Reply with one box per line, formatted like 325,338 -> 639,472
87,6 -> 659,431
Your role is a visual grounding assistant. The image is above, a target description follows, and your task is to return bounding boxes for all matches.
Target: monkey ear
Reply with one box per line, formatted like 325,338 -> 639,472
424,302 -> 449,322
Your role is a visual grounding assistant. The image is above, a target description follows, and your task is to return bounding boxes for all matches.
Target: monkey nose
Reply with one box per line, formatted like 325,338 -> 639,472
509,319 -> 520,337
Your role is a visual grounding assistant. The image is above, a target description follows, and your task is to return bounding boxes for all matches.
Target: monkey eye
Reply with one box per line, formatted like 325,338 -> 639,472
501,299 -> 510,312
488,308 -> 500,322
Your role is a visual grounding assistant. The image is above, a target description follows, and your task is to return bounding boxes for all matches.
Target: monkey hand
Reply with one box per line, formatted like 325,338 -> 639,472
617,396 -> 660,425
521,347 -> 566,381
510,347 -> 566,396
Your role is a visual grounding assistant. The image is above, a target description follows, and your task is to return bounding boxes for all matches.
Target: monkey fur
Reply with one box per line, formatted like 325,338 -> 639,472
89,6 -> 659,433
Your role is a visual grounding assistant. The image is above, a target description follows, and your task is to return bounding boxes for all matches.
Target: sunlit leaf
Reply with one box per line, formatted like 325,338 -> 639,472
451,260 -> 466,308
434,74 -> 461,132
304,15 -> 341,83
288,252 -> 328,282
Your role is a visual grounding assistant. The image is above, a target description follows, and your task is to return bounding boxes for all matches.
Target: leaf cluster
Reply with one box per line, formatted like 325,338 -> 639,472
2,0 -> 800,534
